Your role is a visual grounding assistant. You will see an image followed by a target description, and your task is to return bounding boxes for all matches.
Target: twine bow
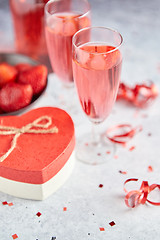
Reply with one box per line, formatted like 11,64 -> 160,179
0,115 -> 58,163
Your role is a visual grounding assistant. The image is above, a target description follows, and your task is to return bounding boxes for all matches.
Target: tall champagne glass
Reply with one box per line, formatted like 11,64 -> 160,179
10,0 -> 51,69
45,0 -> 91,87
72,27 -> 123,164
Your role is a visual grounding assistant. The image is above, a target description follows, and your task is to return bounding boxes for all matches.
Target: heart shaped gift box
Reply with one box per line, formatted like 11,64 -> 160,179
0,107 -> 75,200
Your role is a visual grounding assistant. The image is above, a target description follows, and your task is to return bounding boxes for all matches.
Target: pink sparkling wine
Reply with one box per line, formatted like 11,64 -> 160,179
10,0 -> 50,66
72,44 -> 122,122
45,12 -> 90,84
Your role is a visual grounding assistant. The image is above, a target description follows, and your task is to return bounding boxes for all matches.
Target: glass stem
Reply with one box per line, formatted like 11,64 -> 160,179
91,123 -> 101,146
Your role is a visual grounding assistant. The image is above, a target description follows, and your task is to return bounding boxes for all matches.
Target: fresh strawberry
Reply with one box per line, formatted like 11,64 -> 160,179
0,108 -> 4,114
0,82 -> 33,112
0,63 -> 18,88
15,63 -> 32,73
18,65 -> 47,95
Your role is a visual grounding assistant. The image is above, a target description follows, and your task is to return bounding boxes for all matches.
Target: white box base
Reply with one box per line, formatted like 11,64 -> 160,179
0,152 -> 75,200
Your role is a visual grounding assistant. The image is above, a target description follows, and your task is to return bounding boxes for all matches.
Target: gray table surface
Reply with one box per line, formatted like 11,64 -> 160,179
0,0 -> 160,239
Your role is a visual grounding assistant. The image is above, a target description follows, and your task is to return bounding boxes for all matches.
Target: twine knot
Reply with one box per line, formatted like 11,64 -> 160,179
0,115 -> 58,163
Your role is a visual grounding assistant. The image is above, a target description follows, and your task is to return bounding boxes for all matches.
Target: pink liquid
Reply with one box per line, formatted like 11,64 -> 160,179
45,12 -> 91,84
72,44 -> 122,122
10,0 -> 50,68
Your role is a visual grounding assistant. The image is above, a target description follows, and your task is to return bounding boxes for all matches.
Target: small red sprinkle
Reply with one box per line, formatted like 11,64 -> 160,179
36,212 -> 42,217
148,133 -> 152,136
129,146 -> 135,151
114,155 -> 118,159
12,234 -> 18,239
63,207 -> 67,211
109,221 -> 116,227
99,184 -> 103,188
85,143 -> 88,146
106,151 -> 111,154
119,170 -> 127,175
2,201 -> 8,205
97,153 -> 101,156
99,227 -> 105,231
148,165 -> 153,172
8,202 -> 13,206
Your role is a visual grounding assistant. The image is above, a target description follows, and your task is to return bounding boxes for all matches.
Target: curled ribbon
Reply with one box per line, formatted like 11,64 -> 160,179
0,115 -> 58,163
124,178 -> 160,208
106,124 -> 142,144
117,82 -> 158,107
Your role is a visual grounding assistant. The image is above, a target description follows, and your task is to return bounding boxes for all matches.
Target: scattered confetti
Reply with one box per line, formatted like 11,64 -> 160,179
148,165 -> 153,172
106,151 -> 111,154
117,81 -> 158,108
119,170 -> 127,175
106,124 -> 142,145
99,184 -> 103,188
2,201 -> 13,206
114,155 -> 118,159
109,221 -> 116,227
129,146 -> 135,151
124,178 -> 160,208
63,207 -> 67,211
99,227 -> 105,231
12,234 -> 18,239
148,133 -> 152,137
36,212 -> 42,217
97,153 -> 101,156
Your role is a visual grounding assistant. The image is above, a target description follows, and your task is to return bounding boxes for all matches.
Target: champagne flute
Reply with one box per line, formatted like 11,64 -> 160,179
72,27 -> 123,164
10,0 -> 51,69
44,0 -> 91,110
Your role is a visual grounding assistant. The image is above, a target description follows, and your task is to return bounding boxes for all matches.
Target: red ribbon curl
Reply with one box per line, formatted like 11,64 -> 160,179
124,178 -> 160,208
117,82 -> 158,107
106,124 -> 142,144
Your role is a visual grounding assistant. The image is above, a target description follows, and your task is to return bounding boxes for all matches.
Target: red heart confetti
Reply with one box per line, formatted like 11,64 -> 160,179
12,234 -> 18,239
119,170 -> 127,175
2,201 -> 8,205
36,212 -> 42,217
106,151 -> 111,154
99,184 -> 103,188
124,178 -> 160,208
99,227 -> 105,231
129,146 -> 135,151
63,207 -> 67,211
109,221 -> 116,226
8,202 -> 13,206
148,165 -> 153,172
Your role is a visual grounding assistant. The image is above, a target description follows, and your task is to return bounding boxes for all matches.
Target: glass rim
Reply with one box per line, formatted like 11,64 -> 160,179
72,26 -> 123,55
45,0 -> 91,18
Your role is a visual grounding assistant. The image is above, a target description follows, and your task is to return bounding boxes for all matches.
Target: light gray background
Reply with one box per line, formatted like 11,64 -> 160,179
0,0 -> 160,239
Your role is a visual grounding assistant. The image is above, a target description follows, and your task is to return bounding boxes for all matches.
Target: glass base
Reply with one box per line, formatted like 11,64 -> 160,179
75,132 -> 116,165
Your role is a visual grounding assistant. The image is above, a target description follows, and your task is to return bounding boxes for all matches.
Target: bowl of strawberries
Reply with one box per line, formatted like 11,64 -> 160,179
0,53 -> 48,115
